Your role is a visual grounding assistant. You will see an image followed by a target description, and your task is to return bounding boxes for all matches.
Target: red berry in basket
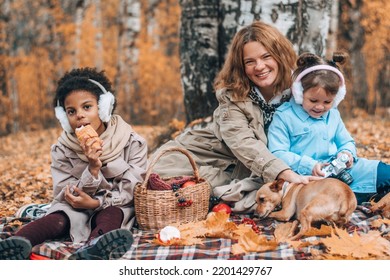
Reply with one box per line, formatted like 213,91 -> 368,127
182,181 -> 196,188
186,200 -> 193,206
212,203 -> 232,214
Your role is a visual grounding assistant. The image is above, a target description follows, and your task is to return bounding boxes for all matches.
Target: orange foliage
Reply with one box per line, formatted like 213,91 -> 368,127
0,0 -> 388,136
136,0 -> 183,124
12,48 -> 56,131
361,0 -> 390,112
0,0 -> 182,135
320,227 -> 390,259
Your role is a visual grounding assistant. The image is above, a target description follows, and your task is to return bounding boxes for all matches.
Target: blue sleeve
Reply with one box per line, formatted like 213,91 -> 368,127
268,112 -> 317,175
333,112 -> 357,158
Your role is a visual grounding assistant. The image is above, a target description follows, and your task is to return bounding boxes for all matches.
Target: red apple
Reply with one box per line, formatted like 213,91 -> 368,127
212,203 -> 232,214
182,180 -> 196,188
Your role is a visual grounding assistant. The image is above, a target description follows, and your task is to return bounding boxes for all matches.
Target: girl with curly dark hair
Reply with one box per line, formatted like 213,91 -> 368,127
0,68 -> 147,260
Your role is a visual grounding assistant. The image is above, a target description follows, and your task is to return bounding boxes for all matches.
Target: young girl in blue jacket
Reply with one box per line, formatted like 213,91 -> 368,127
267,52 -> 390,204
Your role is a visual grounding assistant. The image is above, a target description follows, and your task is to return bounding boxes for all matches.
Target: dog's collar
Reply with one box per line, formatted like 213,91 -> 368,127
282,181 -> 290,198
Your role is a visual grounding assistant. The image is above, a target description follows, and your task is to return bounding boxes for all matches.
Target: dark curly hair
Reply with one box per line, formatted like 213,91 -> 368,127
53,67 -> 116,112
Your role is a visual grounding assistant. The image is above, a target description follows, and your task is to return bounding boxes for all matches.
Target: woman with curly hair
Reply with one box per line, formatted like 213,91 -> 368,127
150,21 -> 316,213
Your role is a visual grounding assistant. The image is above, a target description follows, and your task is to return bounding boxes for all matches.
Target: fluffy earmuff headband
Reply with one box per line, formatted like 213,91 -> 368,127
291,65 -> 346,108
54,79 -> 115,133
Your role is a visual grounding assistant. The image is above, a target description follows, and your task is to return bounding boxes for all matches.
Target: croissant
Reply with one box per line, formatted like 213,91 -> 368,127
75,125 -> 101,149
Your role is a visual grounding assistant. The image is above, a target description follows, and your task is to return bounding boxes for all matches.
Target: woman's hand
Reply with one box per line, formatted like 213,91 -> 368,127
64,186 -> 100,210
277,169 -> 323,184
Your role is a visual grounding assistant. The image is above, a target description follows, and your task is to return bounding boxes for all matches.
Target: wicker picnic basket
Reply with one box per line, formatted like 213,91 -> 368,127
134,147 -> 211,230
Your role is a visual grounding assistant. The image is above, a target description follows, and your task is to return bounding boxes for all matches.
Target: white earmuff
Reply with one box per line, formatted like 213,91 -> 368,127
54,78 -> 115,133
55,102 -> 72,133
88,79 -> 115,123
291,65 -> 346,108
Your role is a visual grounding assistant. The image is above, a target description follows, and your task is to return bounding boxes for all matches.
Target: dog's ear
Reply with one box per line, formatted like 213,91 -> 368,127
269,179 -> 285,192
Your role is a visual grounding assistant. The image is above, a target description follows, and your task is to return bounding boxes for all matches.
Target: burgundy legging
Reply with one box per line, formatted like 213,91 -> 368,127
15,206 -> 123,246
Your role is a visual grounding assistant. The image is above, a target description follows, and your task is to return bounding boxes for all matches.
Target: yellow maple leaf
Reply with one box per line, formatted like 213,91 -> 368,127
303,224 -> 333,237
371,218 -> 390,228
232,230 -> 278,255
274,222 -> 296,242
151,236 -> 203,246
205,212 -> 238,239
321,227 -> 390,259
177,220 -> 208,238
233,223 -> 256,237
153,212 -> 242,246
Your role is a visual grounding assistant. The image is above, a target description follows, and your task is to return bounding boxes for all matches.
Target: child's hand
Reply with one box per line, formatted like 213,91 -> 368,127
81,137 -> 103,158
337,151 -> 354,168
80,137 -> 103,177
65,186 -> 100,210
312,162 -> 327,177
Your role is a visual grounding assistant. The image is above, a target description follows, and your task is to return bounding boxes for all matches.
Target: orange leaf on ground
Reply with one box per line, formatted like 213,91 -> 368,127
151,236 -> 203,246
303,224 -> 333,237
371,218 -> 390,228
233,223 -> 257,237
204,212 -> 238,239
274,221 -> 297,242
370,192 -> 390,219
321,227 -> 390,259
232,230 -> 278,255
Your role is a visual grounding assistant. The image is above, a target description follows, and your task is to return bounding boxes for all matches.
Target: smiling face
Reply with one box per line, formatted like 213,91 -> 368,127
64,90 -> 105,135
243,41 -> 279,99
302,86 -> 335,118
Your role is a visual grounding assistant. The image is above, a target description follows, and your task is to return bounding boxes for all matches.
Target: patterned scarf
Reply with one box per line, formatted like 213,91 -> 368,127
248,86 -> 291,133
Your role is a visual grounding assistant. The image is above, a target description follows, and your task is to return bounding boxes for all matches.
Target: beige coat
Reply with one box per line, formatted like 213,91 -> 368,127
47,129 -> 147,243
152,88 -> 290,213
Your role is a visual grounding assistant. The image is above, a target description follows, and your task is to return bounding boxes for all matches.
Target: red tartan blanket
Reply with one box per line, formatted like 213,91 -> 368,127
1,204 -> 389,260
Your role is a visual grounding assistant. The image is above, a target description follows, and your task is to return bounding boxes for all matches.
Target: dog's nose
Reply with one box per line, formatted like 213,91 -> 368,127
253,210 -> 267,219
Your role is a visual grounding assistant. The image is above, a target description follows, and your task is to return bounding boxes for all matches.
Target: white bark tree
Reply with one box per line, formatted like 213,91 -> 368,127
180,0 -> 335,122
114,0 -> 141,121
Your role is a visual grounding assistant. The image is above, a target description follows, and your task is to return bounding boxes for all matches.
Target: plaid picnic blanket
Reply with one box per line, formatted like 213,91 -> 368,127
1,204 -> 388,260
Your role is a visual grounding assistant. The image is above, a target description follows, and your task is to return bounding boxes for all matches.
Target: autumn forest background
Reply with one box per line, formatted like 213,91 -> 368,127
0,0 -> 389,216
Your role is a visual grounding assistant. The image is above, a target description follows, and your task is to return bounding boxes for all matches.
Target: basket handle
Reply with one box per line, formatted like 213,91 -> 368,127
141,147 -> 200,188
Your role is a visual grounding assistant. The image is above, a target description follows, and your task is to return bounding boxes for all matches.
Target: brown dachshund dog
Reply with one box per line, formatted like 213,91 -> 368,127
255,178 -> 357,240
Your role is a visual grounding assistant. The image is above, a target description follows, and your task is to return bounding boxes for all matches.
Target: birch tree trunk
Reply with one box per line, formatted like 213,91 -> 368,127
115,0 -> 141,120
73,1 -> 85,68
180,0 -> 334,122
179,0 -> 219,122
94,0 -> 104,69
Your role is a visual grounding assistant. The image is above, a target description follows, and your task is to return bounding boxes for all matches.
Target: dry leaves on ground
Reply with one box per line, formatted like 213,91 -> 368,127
0,116 -> 389,259
316,227 -> 390,259
370,192 -> 390,218
1,116 -> 388,218
153,212 -> 390,259
152,212 -> 245,246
